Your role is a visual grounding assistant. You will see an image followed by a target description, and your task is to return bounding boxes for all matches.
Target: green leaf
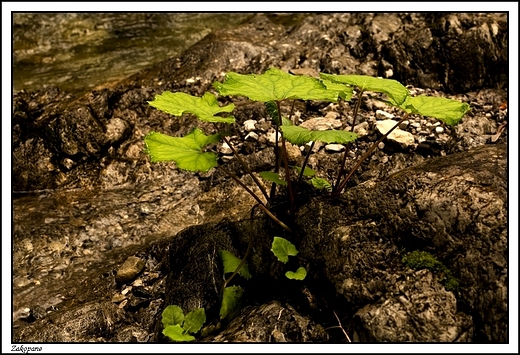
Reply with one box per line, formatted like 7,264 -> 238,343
281,125 -> 357,146
161,305 -> 184,328
219,250 -> 252,280
148,91 -> 235,123
404,96 -> 470,126
320,73 -> 409,107
271,237 -> 298,264
163,325 -> 195,342
321,79 -> 354,101
214,68 -> 339,102
285,267 -> 307,280
310,177 -> 333,192
183,308 -> 206,334
144,128 -> 220,172
292,166 -> 316,177
259,171 -> 287,186
220,286 -> 244,320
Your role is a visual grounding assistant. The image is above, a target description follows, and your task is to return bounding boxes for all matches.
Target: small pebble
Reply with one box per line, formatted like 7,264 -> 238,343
325,144 -> 345,152
244,119 -> 257,132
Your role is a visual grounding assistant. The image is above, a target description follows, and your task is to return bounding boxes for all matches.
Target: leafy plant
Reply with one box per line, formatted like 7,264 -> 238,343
271,236 -> 307,280
162,305 -> 206,342
145,67 -> 469,327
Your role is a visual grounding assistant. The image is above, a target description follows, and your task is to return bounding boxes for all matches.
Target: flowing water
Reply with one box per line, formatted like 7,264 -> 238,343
13,13 -> 252,95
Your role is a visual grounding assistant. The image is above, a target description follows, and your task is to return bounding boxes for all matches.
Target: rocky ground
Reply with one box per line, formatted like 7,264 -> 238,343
12,13 -> 508,344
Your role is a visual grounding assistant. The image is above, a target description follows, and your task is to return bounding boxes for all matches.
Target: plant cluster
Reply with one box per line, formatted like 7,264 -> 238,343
145,67 -> 469,341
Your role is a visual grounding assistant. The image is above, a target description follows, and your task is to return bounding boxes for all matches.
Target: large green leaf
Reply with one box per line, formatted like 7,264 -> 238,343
183,308 -> 206,334
220,286 -> 244,320
271,237 -> 298,264
219,250 -> 252,280
163,325 -> 195,342
285,267 -> 307,280
281,125 -> 357,146
214,68 -> 339,102
321,79 -> 354,101
161,305 -> 184,328
320,73 -> 409,106
259,171 -> 287,186
403,95 -> 470,126
149,91 -> 235,123
144,128 -> 220,172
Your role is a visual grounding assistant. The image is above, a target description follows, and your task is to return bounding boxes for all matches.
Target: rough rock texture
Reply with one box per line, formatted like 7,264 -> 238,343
159,144 -> 506,342
12,13 -> 508,343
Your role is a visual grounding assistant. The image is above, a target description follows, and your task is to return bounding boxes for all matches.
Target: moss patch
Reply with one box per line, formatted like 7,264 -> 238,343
402,250 -> 459,292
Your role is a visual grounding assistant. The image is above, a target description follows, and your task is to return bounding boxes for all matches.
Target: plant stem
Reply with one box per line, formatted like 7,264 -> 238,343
334,89 -> 364,191
214,123 -> 270,202
220,204 -> 258,295
332,115 -> 407,198
295,141 -> 315,194
276,101 -> 296,216
218,166 -> 292,233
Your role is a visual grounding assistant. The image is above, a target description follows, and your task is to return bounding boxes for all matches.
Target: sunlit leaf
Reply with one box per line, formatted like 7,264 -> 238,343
281,125 -> 357,146
404,96 -> 470,126
310,177 -> 333,191
161,305 -> 184,328
321,79 -> 354,101
220,286 -> 244,320
320,73 -> 409,106
292,166 -> 316,177
163,325 -> 195,342
214,68 -> 339,102
271,237 -> 298,264
144,129 -> 220,172
219,250 -> 252,280
149,91 -> 235,123
183,308 -> 206,334
285,267 -> 307,280
259,171 -> 287,186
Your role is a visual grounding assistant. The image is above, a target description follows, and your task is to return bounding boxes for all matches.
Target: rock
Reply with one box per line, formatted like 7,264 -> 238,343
376,120 -> 415,148
244,119 -> 257,132
354,269 -> 473,342
353,121 -> 369,137
115,256 -> 145,283
219,142 -> 233,155
203,301 -> 329,342
375,110 -> 395,120
245,132 -> 259,141
325,144 -> 345,152
300,116 -> 343,131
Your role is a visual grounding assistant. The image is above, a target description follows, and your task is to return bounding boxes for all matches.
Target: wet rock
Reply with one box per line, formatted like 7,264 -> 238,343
115,256 -> 145,283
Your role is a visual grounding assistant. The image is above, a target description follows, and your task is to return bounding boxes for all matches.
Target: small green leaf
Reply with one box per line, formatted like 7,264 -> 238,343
219,250 -> 252,280
310,177 -> 333,191
259,171 -> 287,186
183,308 -> 206,334
321,79 -> 354,101
285,267 -> 307,280
292,166 -> 316,177
271,237 -> 298,264
214,68 -> 339,102
281,125 -> 357,146
220,286 -> 244,320
161,305 -> 184,328
163,325 -> 195,342
404,96 -> 470,126
320,73 -> 409,107
149,91 -> 235,123
144,129 -> 220,172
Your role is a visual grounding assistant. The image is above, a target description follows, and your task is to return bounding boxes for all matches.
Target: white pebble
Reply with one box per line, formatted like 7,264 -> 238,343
244,119 -> 257,132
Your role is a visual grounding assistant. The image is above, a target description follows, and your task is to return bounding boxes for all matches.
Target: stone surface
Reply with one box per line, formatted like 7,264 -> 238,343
376,119 -> 415,148
115,256 -> 146,283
